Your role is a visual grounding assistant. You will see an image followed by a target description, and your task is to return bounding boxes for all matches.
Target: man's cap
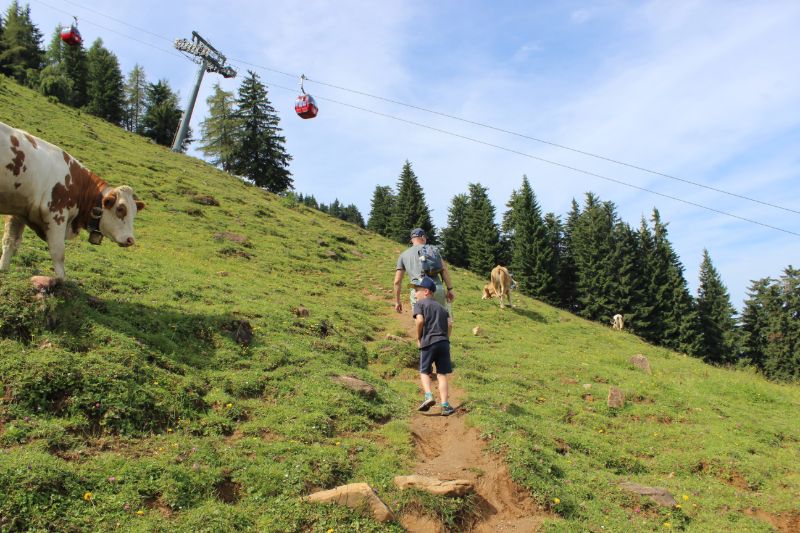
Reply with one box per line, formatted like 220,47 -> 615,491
409,276 -> 437,292
410,228 -> 427,238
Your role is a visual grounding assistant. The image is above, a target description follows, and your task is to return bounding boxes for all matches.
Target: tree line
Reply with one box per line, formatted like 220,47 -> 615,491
368,163 -> 798,382
0,1 -> 293,192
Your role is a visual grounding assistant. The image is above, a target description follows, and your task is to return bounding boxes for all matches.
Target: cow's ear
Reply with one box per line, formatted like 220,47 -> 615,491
102,192 -> 117,210
135,200 -> 145,211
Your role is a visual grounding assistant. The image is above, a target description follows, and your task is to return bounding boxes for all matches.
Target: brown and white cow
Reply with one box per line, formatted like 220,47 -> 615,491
0,121 -> 144,279
482,265 -> 513,308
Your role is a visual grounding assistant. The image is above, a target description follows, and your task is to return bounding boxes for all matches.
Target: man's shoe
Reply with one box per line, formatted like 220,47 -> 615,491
417,398 -> 436,412
441,404 -> 455,416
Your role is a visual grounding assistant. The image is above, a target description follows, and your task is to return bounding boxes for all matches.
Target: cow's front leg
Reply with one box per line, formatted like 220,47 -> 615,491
0,216 -> 26,272
46,228 -> 67,279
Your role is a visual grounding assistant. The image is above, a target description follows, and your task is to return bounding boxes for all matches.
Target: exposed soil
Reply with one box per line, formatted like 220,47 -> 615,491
387,307 -> 551,532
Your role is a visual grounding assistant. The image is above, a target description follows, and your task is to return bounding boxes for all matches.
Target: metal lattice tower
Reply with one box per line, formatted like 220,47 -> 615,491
172,31 -> 237,152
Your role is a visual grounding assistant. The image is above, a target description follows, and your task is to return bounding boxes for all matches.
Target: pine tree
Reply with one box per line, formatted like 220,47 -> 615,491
60,32 -> 87,108
141,79 -> 184,148
441,193 -> 469,268
696,249 -> 739,364
610,220 -> 649,330
543,212 -> 563,306
123,65 -> 147,133
37,27 -> 71,102
85,38 -> 123,124
366,185 -> 395,237
502,176 -> 555,303
231,71 -> 293,192
389,161 -> 435,243
464,182 -> 499,277
341,204 -> 366,227
0,1 -> 43,86
199,82 -> 237,172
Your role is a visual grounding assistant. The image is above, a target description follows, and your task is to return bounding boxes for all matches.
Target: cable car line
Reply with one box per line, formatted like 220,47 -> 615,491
261,79 -> 800,238
25,0 -> 800,235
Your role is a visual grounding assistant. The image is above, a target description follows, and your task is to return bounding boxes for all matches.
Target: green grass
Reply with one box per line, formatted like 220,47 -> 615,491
1,76 -> 798,532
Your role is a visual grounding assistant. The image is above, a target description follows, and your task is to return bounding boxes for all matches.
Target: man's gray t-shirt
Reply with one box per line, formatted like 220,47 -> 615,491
396,244 -> 428,281
412,297 -> 450,348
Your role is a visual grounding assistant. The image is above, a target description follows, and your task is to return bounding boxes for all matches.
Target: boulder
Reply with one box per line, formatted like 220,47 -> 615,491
472,326 -> 482,336
394,475 -> 474,497
607,387 -> 625,408
304,483 -> 394,522
619,482 -> 677,507
629,354 -> 652,374
331,375 -> 377,399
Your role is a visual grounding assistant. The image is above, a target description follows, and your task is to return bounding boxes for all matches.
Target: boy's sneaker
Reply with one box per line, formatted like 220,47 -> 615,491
417,398 -> 436,412
441,404 -> 455,417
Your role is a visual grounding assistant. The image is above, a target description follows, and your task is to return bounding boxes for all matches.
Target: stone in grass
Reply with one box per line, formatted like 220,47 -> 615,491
619,481 -> 677,507
607,387 -> 625,408
394,475 -> 474,497
629,354 -> 652,374
472,326 -> 483,336
330,375 -> 376,399
304,483 -> 394,522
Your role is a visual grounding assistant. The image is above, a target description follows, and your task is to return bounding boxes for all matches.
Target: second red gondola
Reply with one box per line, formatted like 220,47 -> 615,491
60,17 -> 82,47
295,74 -> 318,119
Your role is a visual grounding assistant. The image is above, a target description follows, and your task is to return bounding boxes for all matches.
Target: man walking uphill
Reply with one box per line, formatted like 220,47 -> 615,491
411,276 -> 455,416
394,228 -> 456,316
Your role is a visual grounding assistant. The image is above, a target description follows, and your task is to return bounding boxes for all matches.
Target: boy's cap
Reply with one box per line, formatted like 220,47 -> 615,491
409,276 -> 437,292
410,228 -> 426,238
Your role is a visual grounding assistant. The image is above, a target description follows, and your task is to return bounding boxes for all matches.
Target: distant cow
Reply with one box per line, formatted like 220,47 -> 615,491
0,121 -> 144,279
483,265 -> 513,308
612,314 -> 624,331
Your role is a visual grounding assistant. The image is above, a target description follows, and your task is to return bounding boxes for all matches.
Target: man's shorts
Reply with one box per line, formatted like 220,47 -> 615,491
409,281 -> 453,317
419,339 -> 452,375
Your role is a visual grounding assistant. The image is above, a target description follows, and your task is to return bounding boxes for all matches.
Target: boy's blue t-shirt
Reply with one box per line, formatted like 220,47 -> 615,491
412,297 -> 450,348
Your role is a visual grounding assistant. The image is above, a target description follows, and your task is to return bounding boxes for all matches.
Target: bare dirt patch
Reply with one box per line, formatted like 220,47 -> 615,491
743,507 -> 800,533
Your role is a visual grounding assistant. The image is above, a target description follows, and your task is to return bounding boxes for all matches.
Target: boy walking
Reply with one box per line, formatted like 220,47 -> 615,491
410,276 -> 455,416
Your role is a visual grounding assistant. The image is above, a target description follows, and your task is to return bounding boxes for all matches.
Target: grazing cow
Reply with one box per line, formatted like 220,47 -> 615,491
0,121 -> 144,279
483,265 -> 513,308
612,314 -> 624,331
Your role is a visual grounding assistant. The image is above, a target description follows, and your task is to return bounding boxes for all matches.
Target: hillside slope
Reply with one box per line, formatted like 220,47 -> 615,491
1,77 -> 798,532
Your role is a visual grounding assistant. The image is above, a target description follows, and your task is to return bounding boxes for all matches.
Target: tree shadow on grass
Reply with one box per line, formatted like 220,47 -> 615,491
510,306 -> 547,323
43,282 -> 248,369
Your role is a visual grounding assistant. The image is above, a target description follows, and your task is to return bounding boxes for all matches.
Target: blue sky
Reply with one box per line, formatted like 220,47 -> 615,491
25,0 -> 800,310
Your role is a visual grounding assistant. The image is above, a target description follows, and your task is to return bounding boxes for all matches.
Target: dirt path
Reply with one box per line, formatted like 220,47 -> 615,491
386,306 -> 549,532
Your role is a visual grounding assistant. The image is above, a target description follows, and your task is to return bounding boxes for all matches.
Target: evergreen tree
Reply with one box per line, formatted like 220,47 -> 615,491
389,160 -> 435,243
464,182 -> 499,277
742,267 -> 800,381
625,217 -> 659,339
571,193 -> 618,321
609,220 -> 649,329
231,71 -> 292,192
559,199 -> 581,312
502,176 -> 556,303
141,79 -> 184,148
0,1 -> 43,86
543,212 -> 563,306
123,64 -> 147,133
696,249 -> 739,364
341,203 -> 366,227
85,38 -> 123,124
60,31 -> 87,107
441,193 -> 469,268
199,82 -> 237,172
38,27 -> 71,102
366,185 -> 395,237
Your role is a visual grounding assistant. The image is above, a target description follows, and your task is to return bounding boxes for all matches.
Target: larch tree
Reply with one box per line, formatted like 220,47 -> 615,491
367,185 -> 395,238
199,82 -> 237,172
123,64 -> 147,133
231,70 -> 293,192
389,160 -> 435,244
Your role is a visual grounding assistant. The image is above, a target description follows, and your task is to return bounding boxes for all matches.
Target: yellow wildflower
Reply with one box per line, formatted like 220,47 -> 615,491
553,498 -> 560,504
83,491 -> 93,501
226,403 -> 233,408
663,522 -> 671,528
327,529 -> 334,533
682,494 -> 689,501
136,509 -> 144,516
675,504 -> 682,509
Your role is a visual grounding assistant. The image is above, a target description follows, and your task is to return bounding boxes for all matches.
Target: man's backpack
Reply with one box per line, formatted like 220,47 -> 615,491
417,244 -> 444,275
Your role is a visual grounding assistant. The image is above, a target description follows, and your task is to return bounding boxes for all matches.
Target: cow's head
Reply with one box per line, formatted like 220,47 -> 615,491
99,186 -> 144,247
482,283 -> 496,299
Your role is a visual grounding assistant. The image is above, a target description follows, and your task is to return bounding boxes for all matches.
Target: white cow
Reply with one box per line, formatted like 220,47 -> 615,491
612,314 -> 624,331
0,121 -> 144,279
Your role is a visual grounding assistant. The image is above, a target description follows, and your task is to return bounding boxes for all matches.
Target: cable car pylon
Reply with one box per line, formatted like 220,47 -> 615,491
172,31 -> 237,152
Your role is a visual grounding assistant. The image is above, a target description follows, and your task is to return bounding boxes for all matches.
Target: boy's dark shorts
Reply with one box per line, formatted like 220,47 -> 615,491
419,340 -> 452,375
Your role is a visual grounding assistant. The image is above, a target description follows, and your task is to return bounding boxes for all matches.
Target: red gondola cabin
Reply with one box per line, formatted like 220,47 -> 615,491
60,20 -> 82,46
295,94 -> 318,119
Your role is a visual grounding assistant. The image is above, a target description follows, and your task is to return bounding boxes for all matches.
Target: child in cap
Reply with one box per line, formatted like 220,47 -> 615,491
410,276 -> 455,416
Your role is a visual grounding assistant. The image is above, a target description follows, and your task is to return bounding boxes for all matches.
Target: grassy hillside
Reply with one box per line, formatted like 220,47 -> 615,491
1,76 -> 798,532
